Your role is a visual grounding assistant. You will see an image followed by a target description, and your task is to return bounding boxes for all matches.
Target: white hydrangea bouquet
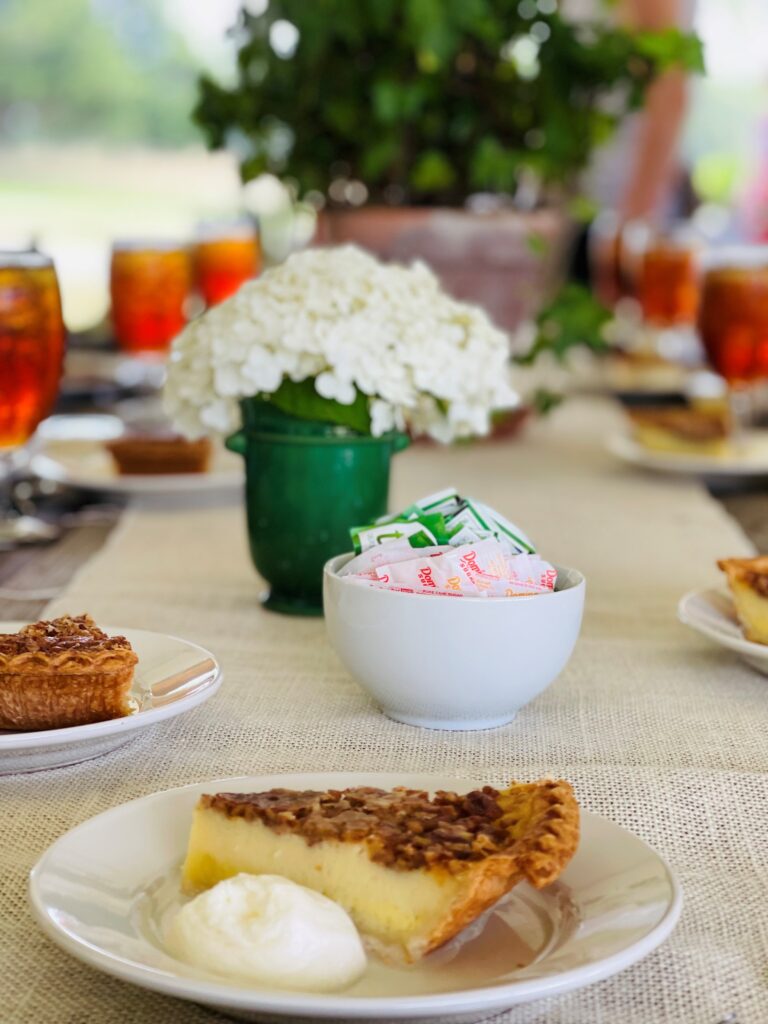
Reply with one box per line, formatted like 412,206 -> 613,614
164,245 -> 518,442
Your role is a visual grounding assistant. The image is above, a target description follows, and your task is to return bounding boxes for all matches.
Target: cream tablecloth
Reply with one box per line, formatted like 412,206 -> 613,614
3,399 -> 767,1023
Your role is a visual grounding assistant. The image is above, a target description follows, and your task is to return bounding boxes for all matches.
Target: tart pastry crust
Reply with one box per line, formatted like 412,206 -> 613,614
718,556 -> 768,644
182,778 -> 579,963
0,614 -> 138,730
105,435 -> 211,475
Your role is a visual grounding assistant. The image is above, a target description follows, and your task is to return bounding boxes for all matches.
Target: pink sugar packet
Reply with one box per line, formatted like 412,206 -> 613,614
340,541 -> 454,578
347,539 -> 557,598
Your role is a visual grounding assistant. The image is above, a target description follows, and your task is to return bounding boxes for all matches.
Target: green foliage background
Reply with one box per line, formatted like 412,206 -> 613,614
195,0 -> 703,204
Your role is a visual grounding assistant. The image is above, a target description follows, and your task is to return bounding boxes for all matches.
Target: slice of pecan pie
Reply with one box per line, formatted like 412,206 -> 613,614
628,406 -> 731,457
718,556 -> 768,645
181,779 -> 579,963
0,614 -> 138,730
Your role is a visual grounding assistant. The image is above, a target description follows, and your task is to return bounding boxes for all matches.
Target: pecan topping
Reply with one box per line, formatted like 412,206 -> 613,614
201,785 -> 520,871
743,571 -> 768,598
0,615 -> 133,657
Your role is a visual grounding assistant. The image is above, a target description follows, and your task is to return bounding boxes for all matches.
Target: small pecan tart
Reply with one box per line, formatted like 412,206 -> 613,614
105,435 -> 211,475
0,614 -> 139,731
182,779 -> 579,963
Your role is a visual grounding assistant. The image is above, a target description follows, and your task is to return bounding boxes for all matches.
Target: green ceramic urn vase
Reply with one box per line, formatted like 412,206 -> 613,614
226,398 -> 409,616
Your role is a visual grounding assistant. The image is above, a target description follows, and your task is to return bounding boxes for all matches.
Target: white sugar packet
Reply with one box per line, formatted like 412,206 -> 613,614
346,539 -> 557,597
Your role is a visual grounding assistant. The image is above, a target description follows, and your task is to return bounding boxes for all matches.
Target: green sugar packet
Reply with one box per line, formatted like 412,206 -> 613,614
350,512 -> 453,553
443,499 -> 536,554
472,499 -> 535,553
372,487 -> 461,527
414,487 -> 461,515
351,487 -> 535,555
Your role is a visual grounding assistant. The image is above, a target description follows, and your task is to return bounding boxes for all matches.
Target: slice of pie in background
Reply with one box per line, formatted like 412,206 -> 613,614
718,556 -> 768,644
627,406 -> 731,457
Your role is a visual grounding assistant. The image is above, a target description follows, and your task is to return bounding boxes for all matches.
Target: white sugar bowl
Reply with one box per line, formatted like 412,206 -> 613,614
323,554 -> 585,730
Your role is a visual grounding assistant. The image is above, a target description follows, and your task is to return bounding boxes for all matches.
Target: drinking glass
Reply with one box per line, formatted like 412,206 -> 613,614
0,251 -> 65,546
194,223 -> 261,307
588,211 -> 629,308
639,238 -> 699,328
698,247 -> 768,426
110,241 -> 191,356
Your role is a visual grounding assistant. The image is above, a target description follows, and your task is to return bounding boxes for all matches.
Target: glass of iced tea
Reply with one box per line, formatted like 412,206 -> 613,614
639,238 -> 699,327
0,250 -> 65,546
193,223 -> 261,307
110,240 -> 191,355
699,249 -> 768,385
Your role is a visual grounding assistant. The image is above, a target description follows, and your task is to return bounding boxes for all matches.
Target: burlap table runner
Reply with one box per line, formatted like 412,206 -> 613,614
3,398 -> 766,1023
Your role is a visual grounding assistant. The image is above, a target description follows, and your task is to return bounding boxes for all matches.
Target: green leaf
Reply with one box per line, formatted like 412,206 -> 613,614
526,232 -> 548,257
515,284 -> 611,366
531,387 -> 564,416
263,377 -> 372,433
635,29 -> 705,74
469,135 -> 518,193
409,150 -> 455,192
372,80 -> 400,124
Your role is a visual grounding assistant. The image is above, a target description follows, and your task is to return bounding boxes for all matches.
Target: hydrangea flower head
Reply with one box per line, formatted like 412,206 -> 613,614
164,245 -> 518,442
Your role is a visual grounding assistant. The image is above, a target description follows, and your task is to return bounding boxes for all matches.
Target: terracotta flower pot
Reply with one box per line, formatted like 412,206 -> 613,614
315,205 -> 570,332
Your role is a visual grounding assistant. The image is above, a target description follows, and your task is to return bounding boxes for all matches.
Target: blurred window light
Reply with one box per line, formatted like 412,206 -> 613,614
243,0 -> 269,15
345,181 -> 369,206
269,19 -> 299,59
501,36 -> 541,80
328,178 -> 349,203
683,0 -> 768,225
517,0 -> 538,19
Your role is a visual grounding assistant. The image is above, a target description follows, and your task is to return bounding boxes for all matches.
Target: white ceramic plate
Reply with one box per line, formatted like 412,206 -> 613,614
678,587 -> 768,675
0,624 -> 222,774
37,414 -> 127,443
29,771 -> 682,1024
30,440 -> 243,497
607,431 -> 768,478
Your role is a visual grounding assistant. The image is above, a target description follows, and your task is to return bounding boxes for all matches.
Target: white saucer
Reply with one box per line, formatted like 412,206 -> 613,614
30,440 -> 242,497
0,623 -> 222,774
607,431 -> 768,478
678,587 -> 768,675
29,771 -> 682,1023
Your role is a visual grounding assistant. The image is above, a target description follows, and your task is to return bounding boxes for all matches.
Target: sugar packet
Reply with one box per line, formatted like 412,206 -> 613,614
347,539 -> 557,598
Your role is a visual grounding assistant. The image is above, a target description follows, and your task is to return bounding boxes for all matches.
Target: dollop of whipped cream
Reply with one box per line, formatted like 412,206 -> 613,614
166,873 -> 366,992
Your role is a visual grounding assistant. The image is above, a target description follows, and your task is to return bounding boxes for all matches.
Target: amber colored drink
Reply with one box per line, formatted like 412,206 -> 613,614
699,265 -> 768,383
640,244 -> 699,326
110,243 -> 191,354
0,253 -> 64,449
194,233 -> 261,306
30,263 -> 66,416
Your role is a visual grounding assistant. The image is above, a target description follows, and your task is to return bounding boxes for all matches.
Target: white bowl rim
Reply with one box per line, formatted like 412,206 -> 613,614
324,553 -> 585,603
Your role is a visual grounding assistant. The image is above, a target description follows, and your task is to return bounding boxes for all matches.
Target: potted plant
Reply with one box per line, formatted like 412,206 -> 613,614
193,1 -> 702,329
163,245 -> 518,614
